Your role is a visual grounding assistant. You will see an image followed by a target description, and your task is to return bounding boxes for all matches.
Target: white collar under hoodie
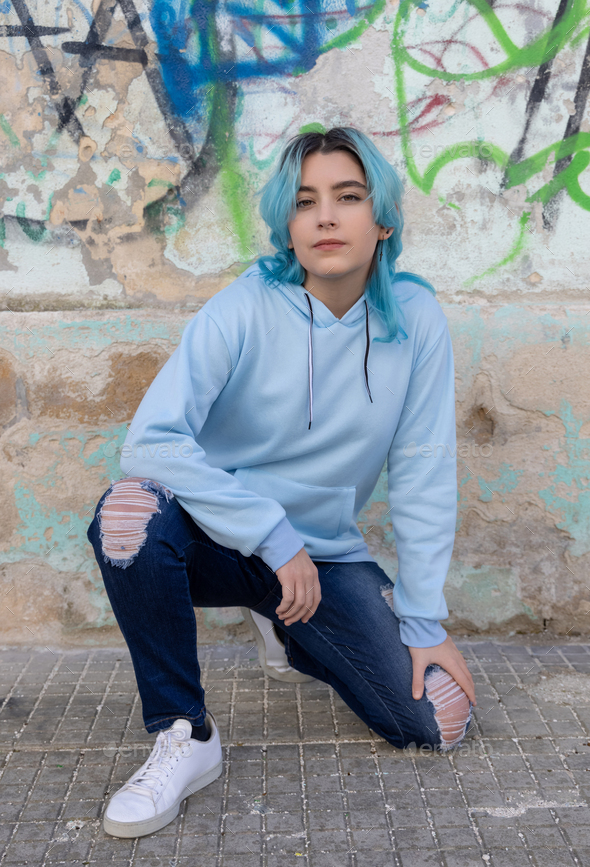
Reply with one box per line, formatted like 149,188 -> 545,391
119,263 -> 457,648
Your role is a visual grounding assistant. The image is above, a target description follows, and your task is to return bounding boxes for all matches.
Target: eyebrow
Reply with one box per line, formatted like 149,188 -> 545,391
297,180 -> 367,193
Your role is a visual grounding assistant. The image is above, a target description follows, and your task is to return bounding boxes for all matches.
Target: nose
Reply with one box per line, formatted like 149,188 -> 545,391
316,200 -> 338,229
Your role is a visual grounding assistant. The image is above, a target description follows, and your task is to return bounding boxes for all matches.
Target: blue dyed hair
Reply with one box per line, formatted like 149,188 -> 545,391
256,126 -> 435,343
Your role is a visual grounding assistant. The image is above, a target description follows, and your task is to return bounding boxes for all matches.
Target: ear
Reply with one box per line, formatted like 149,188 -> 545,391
379,226 -> 395,241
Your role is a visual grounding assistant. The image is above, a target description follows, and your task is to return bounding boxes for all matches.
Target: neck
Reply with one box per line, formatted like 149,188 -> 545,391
302,262 -> 371,320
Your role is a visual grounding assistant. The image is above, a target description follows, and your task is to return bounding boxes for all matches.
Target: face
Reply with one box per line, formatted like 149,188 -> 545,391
287,149 -> 393,285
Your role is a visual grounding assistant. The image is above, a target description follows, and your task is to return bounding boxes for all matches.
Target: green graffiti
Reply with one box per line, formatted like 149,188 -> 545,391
528,150 -> 590,210
247,136 -> 285,171
147,178 -> 175,188
145,189 -> 185,238
0,216 -> 5,249
299,122 -> 327,134
107,168 -> 122,184
15,202 -> 48,243
47,129 -> 60,153
211,82 -> 254,259
464,210 -> 532,286
322,0 -> 386,53
27,166 -> 48,181
0,114 -> 20,148
504,131 -> 590,208
395,0 -> 588,83
439,195 -> 461,211
391,0 -> 590,282
44,192 -> 54,222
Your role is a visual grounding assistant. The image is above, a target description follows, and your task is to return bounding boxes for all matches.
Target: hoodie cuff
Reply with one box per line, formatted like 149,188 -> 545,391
399,617 -> 448,648
253,516 -> 305,573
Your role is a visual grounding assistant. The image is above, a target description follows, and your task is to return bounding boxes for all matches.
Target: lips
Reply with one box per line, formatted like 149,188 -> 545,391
313,239 -> 346,250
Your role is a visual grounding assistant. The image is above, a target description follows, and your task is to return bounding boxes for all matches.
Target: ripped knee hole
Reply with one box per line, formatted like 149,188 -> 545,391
99,478 -> 165,563
424,666 -> 471,750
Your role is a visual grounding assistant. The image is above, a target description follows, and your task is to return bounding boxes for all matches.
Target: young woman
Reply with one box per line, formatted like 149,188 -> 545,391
87,126 -> 476,839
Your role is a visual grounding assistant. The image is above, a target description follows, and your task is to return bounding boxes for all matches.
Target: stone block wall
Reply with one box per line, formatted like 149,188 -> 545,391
1,0 -> 589,644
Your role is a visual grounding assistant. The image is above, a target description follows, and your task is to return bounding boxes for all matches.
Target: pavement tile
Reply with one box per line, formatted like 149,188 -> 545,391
308,808 -> 347,831
436,826 -> 479,848
308,828 -> 350,850
398,849 -> 445,866
2,640 -> 590,865
351,827 -> 391,849
394,827 -> 437,849
264,810 -> 305,833
443,849 -> 489,866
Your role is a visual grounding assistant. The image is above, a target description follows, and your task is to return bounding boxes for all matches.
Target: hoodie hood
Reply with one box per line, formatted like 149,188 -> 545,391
275,280 -> 373,429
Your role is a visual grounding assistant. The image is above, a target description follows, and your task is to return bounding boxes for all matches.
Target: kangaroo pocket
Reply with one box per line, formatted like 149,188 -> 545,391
233,467 -> 356,540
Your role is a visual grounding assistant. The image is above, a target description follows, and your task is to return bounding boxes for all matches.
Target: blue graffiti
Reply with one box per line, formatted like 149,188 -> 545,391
149,0 -> 381,117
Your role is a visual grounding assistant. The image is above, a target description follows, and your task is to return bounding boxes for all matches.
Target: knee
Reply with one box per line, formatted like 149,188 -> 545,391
96,477 -> 173,569
424,666 -> 472,752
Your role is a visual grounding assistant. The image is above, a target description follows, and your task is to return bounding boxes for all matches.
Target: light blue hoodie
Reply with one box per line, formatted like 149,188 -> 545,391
119,264 -> 457,648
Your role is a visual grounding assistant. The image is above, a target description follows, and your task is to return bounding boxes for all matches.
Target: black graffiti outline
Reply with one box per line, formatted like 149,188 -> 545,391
0,24 -> 70,36
544,25 -> 590,228
1,0 -> 237,232
507,0 -> 570,168
498,0 -> 590,229
8,0 -> 86,141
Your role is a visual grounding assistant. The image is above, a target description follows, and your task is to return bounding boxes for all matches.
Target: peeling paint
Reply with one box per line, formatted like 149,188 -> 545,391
539,400 -> 590,558
1,0 -> 590,643
478,463 -> 523,504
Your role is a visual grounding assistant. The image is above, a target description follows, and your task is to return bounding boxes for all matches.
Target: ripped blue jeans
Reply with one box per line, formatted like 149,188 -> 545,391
86,477 -> 472,750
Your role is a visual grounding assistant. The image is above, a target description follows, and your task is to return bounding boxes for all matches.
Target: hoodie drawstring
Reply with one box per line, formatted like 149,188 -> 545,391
304,292 -> 314,430
363,298 -> 373,405
304,292 -> 373,430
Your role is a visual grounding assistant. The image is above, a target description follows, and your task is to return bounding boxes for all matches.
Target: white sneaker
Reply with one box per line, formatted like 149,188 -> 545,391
241,608 -> 316,683
103,714 -> 222,838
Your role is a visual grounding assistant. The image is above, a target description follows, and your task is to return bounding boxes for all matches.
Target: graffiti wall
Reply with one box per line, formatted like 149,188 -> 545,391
2,0 -> 590,644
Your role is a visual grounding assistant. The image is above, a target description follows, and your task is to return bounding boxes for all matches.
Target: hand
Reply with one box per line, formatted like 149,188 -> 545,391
408,636 -> 477,705
275,547 -> 321,626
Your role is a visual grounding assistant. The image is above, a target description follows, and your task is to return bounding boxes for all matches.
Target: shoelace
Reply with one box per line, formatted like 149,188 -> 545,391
123,728 -> 191,798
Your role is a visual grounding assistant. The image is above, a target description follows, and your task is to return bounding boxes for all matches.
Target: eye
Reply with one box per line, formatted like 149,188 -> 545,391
296,198 -> 314,208
341,194 -> 361,202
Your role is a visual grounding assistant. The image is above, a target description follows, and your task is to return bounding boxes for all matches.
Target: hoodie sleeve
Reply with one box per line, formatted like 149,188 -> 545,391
386,317 -> 457,648
119,310 -> 305,572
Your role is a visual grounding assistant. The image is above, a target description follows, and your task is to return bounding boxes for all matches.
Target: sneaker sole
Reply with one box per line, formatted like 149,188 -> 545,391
103,759 -> 223,838
241,607 -> 316,683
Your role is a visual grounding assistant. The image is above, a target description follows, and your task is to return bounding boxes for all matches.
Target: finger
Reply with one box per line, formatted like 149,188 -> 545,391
447,643 -> 474,684
411,659 -> 426,701
276,580 -> 302,621
290,573 -> 319,623
458,659 -> 476,703
450,654 -> 471,688
444,645 -> 471,679
452,654 -> 476,704
283,578 -> 307,625
443,660 -> 476,705
302,580 -> 320,623
275,580 -> 295,617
